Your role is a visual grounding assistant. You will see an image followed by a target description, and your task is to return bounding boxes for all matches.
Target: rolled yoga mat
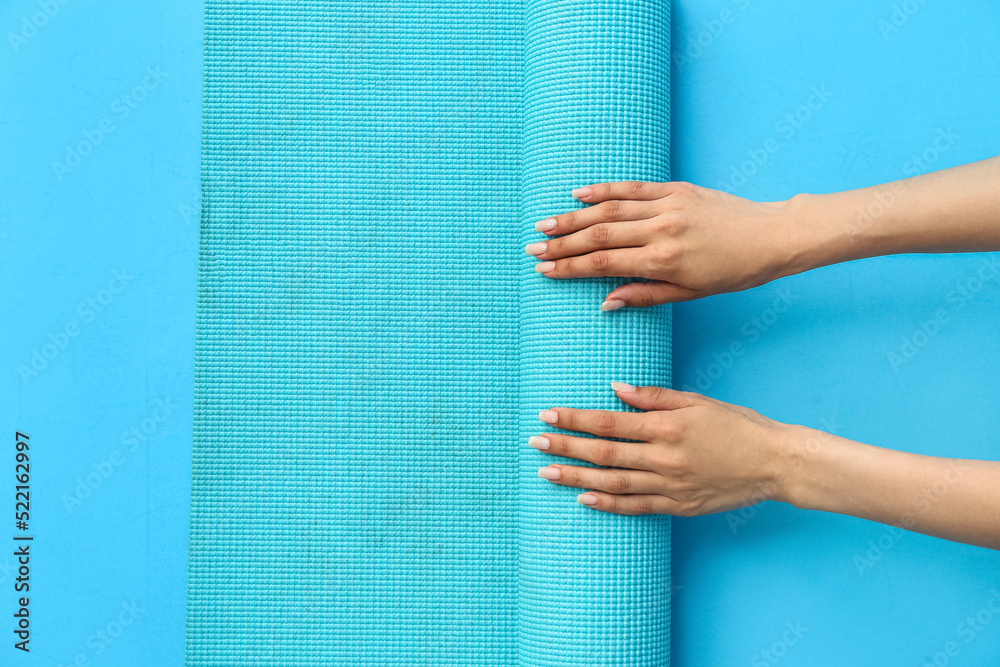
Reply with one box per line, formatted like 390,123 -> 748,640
186,1 -> 672,665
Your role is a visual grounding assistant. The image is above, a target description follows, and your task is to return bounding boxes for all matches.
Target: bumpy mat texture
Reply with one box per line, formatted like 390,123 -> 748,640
186,1 -> 672,664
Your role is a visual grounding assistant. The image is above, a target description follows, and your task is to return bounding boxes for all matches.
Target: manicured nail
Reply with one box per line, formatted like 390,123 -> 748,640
535,218 -> 557,232
535,261 -> 555,274
538,410 -> 557,424
538,466 -> 561,480
571,187 -> 592,199
528,435 -> 550,451
610,381 -> 635,393
525,242 -> 547,256
601,299 -> 626,311
577,493 -> 598,505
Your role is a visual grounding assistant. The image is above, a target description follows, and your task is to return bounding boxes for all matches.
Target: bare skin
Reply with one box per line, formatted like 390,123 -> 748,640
527,156 -> 1000,550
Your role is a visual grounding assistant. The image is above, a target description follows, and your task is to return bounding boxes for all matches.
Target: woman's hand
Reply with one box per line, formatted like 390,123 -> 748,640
536,382 -> 1000,550
528,158 -> 1000,309
531,383 -> 798,516
526,181 -> 813,309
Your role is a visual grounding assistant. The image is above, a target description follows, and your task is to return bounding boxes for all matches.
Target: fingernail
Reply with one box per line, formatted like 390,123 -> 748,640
577,493 -> 598,505
528,435 -> 550,451
535,261 -> 555,274
600,299 -> 626,311
538,466 -> 561,481
571,187 -> 592,199
535,218 -> 557,232
538,410 -> 557,424
525,242 -> 547,256
610,381 -> 635,393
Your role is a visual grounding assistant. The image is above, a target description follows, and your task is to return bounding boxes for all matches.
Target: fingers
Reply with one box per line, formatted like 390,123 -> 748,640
530,432 -> 654,471
534,248 -> 650,280
578,492 -> 689,516
540,407 -> 650,440
538,462 -> 665,495
535,199 -> 661,237
572,180 -> 675,205
602,281 -> 699,308
611,383 -> 700,411
530,220 -> 651,261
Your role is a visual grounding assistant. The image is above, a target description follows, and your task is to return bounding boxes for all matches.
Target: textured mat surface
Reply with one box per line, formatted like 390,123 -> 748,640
186,1 -> 671,664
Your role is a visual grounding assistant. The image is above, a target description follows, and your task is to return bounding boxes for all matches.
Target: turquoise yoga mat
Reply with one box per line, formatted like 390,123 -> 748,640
186,0 -> 672,664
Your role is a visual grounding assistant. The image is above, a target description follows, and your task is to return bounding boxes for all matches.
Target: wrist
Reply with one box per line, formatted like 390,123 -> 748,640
773,423 -> 895,518
769,423 -> 837,510
768,192 -> 860,279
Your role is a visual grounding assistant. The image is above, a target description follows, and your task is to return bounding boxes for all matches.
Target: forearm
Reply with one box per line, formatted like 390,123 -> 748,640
777,426 -> 1000,550
778,155 -> 1000,277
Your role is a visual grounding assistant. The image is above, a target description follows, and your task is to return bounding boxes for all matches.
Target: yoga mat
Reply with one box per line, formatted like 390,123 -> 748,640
186,0 -> 671,664
519,1 -> 672,664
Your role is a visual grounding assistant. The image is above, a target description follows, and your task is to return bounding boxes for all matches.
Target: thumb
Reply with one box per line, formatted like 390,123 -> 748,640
602,281 -> 698,310
610,382 -> 699,411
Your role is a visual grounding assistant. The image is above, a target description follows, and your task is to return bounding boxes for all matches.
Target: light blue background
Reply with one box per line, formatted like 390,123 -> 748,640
0,0 -> 200,664
670,1 -> 1000,665
1,0 -> 998,665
